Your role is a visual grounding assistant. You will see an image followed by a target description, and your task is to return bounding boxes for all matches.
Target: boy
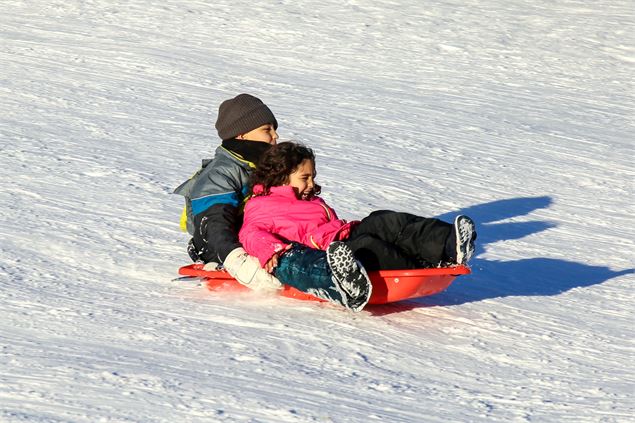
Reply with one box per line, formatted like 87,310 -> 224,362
175,93 -> 282,290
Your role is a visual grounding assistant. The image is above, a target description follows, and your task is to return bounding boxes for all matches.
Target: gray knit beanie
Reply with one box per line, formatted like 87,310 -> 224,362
215,93 -> 278,140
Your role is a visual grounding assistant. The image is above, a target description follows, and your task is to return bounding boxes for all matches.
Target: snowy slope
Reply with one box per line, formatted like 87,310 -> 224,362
1,1 -> 634,421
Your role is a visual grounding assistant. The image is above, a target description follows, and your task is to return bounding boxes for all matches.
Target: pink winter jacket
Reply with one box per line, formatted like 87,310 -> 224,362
239,185 -> 359,266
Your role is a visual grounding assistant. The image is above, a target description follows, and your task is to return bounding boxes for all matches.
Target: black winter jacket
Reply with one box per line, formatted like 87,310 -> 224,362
174,140 -> 269,263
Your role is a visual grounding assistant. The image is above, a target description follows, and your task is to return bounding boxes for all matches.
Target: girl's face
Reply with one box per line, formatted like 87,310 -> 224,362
288,159 -> 316,200
238,123 -> 278,144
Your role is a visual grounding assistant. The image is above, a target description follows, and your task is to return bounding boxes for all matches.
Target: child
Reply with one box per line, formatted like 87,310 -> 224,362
174,94 -> 369,307
239,142 -> 477,306
174,93 -> 282,291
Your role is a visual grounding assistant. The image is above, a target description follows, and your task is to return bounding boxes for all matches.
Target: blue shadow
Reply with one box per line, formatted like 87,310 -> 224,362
423,258 -> 634,307
436,195 -> 557,248
368,196 -> 633,313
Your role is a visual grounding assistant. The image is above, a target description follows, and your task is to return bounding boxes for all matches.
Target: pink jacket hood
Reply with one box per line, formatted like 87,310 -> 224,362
239,185 -> 358,266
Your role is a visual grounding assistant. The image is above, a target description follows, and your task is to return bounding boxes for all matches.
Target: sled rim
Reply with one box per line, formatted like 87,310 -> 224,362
371,266 -> 471,277
178,263 -> 471,278
178,263 -> 470,304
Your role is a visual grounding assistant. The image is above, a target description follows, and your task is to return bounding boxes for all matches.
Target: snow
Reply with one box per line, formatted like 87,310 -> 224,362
1,0 -> 634,421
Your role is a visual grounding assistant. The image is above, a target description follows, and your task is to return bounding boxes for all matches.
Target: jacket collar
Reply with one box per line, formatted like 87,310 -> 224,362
253,184 -> 319,201
253,184 -> 296,197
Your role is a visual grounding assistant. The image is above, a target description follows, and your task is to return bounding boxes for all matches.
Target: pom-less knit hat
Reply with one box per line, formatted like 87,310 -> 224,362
215,93 -> 278,140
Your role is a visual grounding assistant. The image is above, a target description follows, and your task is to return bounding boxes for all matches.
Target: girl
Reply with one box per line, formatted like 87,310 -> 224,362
238,142 -> 476,310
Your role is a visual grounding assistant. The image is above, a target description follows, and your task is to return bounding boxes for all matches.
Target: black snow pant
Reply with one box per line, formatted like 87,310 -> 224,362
344,210 -> 453,270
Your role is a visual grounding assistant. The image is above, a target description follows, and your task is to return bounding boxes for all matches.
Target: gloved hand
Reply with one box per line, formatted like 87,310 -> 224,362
222,247 -> 282,292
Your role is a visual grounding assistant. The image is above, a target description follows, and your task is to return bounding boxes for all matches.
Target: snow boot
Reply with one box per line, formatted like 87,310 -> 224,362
454,215 -> 476,265
326,241 -> 372,312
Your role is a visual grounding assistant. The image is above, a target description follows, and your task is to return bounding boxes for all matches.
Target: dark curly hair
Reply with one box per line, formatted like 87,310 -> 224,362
251,142 -> 321,196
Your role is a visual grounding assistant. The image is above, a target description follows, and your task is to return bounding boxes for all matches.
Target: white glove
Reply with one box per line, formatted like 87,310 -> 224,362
222,247 -> 282,292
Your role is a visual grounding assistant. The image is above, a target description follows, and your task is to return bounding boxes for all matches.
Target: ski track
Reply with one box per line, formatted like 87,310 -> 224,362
1,1 -> 634,422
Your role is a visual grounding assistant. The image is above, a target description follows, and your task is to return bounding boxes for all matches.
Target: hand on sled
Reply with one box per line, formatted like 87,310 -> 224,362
223,247 -> 282,292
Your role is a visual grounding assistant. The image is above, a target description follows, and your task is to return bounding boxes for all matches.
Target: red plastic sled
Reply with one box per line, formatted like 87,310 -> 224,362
178,263 -> 470,305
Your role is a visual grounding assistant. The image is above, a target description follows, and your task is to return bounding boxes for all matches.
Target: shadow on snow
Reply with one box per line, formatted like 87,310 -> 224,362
368,196 -> 633,314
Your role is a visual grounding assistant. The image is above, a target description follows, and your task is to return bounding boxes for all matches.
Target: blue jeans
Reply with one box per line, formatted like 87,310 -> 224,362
274,243 -> 345,305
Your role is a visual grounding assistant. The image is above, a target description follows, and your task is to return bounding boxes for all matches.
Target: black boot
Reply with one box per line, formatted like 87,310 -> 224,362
453,215 -> 477,265
326,242 -> 372,311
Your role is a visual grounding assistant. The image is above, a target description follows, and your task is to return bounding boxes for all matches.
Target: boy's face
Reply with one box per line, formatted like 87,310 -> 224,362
238,123 -> 278,144
288,159 -> 316,200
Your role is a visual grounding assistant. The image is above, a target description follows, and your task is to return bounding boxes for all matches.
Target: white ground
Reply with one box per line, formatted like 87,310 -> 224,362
1,1 -> 634,422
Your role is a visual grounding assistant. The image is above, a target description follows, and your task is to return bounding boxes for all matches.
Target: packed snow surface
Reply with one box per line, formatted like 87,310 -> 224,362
1,1 -> 633,422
